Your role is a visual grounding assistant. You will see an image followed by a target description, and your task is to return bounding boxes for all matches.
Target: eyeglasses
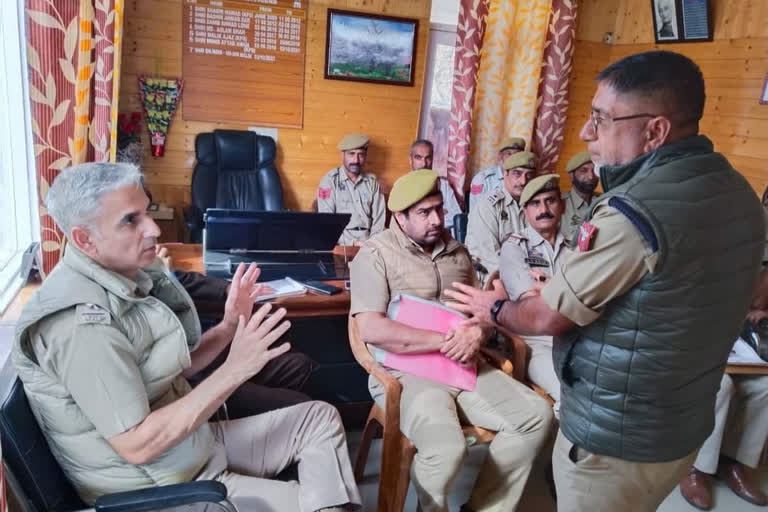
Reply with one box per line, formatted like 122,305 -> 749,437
588,110 -> 658,131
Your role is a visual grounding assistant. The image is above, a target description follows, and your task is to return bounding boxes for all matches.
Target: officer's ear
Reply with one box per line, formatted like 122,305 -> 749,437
71,225 -> 98,257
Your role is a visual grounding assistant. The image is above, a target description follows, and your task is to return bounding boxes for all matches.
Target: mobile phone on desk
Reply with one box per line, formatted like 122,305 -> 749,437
303,280 -> 342,295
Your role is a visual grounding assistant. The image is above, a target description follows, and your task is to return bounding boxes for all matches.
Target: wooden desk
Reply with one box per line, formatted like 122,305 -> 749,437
161,243 -> 370,426
162,243 -> 358,318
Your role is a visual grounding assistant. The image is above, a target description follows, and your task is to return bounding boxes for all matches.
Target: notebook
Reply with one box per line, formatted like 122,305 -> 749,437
372,294 -> 478,391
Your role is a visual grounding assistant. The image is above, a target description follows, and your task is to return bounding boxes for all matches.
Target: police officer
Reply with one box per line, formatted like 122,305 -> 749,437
351,169 -> 553,512
317,133 -> 386,245
469,136 -> 526,203
465,151 -> 536,279
14,163 -> 361,511
498,174 -> 569,411
560,151 -> 599,240
446,51 -> 765,511
408,139 -> 463,231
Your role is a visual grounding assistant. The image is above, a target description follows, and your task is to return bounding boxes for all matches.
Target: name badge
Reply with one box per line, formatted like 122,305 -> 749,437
525,256 -> 550,268
76,304 -> 111,325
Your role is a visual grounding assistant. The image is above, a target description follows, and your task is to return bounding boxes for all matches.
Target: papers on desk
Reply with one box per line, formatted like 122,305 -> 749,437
253,277 -> 307,302
372,294 -> 478,391
728,337 -> 768,366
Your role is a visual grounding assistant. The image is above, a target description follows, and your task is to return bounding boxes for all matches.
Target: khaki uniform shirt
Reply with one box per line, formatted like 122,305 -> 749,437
317,166 -> 386,245
560,190 -> 598,241
350,220 -> 475,315
500,225 -> 570,349
465,185 -> 526,276
469,164 -> 503,203
541,199 -> 658,326
439,177 -> 463,230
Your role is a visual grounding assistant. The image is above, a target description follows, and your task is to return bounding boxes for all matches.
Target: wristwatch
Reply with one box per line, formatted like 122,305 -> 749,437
490,299 -> 508,325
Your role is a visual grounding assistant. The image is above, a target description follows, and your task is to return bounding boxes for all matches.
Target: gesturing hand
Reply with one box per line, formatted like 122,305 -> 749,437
444,280 -> 508,325
223,263 -> 263,329
225,303 -> 292,382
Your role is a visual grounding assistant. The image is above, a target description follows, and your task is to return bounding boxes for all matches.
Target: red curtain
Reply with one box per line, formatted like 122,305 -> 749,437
446,0 -> 490,206
531,0 -> 579,174
26,0 -> 124,275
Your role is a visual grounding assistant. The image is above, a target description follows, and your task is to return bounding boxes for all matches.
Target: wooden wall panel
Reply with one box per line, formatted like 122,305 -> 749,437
120,0 -> 430,222
557,0 -> 768,196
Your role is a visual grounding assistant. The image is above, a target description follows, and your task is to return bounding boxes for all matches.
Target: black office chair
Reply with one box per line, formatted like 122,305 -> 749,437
183,129 -> 285,242
453,213 -> 468,243
0,373 -> 236,512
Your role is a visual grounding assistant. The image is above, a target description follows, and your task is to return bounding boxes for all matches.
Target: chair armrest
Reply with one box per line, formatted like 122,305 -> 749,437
94,481 -> 228,512
347,316 -> 402,399
479,347 -> 514,377
494,327 -> 528,382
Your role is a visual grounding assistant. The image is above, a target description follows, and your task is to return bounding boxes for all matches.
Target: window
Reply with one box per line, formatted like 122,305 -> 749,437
0,0 -> 38,312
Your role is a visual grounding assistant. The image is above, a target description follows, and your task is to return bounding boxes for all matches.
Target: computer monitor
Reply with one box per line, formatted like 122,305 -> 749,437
203,209 -> 352,281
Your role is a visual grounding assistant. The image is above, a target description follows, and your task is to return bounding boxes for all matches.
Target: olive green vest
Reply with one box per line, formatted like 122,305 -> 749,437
555,136 -> 765,462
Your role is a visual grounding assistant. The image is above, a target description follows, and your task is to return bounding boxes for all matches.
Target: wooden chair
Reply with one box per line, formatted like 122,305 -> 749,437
484,270 -> 555,406
348,315 -> 521,512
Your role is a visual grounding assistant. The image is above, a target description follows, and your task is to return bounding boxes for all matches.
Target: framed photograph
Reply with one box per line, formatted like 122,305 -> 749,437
652,0 -> 713,44
761,73 -> 768,105
324,9 -> 419,86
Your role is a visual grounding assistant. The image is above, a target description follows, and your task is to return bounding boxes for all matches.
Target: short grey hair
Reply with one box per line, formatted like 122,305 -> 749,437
46,162 -> 145,235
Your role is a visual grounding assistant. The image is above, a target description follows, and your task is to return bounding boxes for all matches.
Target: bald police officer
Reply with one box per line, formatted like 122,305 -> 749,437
499,174 -> 569,412
465,151 -> 536,279
317,133 -> 386,245
560,151 -> 599,240
469,137 -> 526,203
409,139 -> 463,231
351,169 -> 553,512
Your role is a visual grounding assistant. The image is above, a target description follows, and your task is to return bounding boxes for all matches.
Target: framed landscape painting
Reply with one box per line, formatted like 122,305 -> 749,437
324,9 -> 418,86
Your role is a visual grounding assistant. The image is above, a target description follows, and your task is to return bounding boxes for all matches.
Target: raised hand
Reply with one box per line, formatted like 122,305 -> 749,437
222,263 -> 263,328
225,303 -> 292,382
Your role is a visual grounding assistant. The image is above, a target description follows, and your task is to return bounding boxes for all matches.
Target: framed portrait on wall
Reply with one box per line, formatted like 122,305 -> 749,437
652,0 -> 713,44
324,9 -> 419,86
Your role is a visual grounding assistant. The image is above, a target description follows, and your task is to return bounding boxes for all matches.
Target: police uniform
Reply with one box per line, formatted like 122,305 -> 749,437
469,136 -> 526,203
499,175 -> 569,409
317,134 -> 386,245
693,373 -> 768,476
465,151 -> 535,278
14,245 -> 361,510
560,151 -> 598,240
350,170 -> 553,512
540,197 -> 691,511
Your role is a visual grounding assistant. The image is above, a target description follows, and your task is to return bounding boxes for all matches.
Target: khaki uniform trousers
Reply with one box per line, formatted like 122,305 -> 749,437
552,429 -> 697,512
694,374 -> 768,474
370,363 -> 554,512
172,401 -> 361,512
523,336 -> 560,414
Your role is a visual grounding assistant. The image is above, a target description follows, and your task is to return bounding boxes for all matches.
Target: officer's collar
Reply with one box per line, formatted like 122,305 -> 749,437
526,225 -> 567,251
599,135 -> 713,192
502,185 -> 522,209
338,166 -> 366,185
63,243 -> 155,299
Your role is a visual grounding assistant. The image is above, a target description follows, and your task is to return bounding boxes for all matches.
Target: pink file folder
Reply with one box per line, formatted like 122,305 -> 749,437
373,294 -> 478,391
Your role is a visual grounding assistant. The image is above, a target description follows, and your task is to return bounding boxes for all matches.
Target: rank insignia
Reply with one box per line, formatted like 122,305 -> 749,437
318,187 -> 331,199
471,184 -> 484,195
577,221 -> 598,252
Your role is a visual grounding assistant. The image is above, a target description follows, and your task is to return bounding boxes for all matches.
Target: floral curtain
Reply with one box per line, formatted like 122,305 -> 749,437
446,0 -> 490,206
468,0 -> 553,175
26,0 -> 124,276
531,0 -> 579,174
